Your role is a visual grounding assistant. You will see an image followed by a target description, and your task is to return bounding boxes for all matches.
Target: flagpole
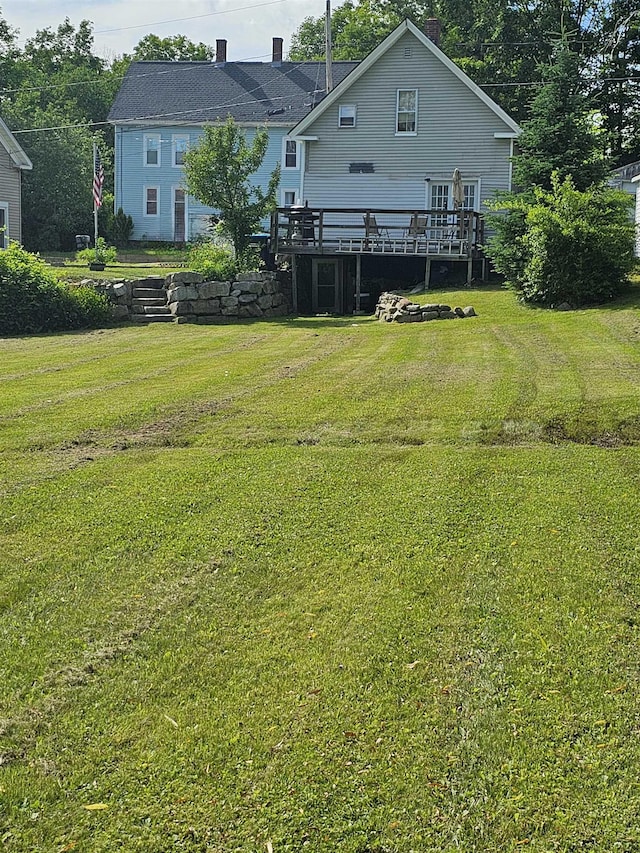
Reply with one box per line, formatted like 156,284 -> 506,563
93,140 -> 99,260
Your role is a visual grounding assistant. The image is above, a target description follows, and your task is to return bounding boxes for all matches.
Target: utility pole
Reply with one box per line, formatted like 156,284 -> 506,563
325,0 -> 333,93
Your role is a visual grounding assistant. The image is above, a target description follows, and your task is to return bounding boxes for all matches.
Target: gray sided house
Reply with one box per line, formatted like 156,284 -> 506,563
271,19 -> 521,312
107,38 -> 357,242
290,19 -> 520,211
0,118 -> 32,248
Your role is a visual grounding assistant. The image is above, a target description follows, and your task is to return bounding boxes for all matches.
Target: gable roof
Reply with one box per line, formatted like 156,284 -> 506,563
0,117 -> 32,170
291,19 -> 521,137
108,60 -> 359,126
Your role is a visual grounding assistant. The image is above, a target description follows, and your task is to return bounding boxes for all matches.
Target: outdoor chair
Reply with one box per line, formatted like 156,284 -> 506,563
405,214 -> 428,238
363,213 -> 389,239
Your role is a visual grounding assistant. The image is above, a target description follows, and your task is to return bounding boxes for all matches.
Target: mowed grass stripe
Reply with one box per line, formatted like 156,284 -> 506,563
1,285 -> 640,851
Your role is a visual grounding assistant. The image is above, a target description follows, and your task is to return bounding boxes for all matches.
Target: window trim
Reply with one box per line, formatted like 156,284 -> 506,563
144,186 -> 160,217
143,133 -> 161,167
0,202 -> 8,248
281,189 -> 297,207
338,104 -> 357,128
282,138 -> 298,170
395,89 -> 418,136
172,134 -> 189,168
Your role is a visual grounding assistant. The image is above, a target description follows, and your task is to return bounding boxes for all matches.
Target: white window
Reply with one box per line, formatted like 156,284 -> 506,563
283,138 -> 297,169
0,203 -> 8,248
172,135 -> 189,167
463,183 -> 476,210
396,89 -> 417,135
282,190 -> 296,207
144,134 -> 161,166
338,105 -> 356,128
144,186 -> 159,216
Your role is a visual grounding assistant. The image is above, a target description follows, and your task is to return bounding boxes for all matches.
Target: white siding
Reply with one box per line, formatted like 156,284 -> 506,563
301,31 -> 514,212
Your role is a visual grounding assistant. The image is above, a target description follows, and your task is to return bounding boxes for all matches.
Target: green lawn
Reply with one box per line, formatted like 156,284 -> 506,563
1,285 -> 640,852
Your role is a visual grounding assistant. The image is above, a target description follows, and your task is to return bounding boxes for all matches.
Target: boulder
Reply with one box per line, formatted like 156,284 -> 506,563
198,280 -> 230,299
165,271 -> 203,286
167,284 -> 198,303
169,300 -> 194,316
462,306 -> 477,317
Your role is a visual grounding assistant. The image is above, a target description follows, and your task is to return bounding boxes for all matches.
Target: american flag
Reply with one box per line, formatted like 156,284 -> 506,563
93,147 -> 104,209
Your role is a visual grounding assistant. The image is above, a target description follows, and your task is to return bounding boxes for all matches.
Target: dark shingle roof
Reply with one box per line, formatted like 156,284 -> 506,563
108,60 -> 359,125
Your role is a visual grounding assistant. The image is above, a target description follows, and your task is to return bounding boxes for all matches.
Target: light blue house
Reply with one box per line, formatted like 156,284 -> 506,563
108,38 -> 357,242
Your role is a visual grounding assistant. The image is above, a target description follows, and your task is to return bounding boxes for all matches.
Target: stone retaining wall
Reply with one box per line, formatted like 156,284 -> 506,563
376,292 -> 477,323
94,270 -> 292,322
165,271 -> 291,321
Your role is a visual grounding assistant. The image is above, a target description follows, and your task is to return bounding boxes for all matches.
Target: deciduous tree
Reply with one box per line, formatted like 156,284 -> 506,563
183,117 -> 280,259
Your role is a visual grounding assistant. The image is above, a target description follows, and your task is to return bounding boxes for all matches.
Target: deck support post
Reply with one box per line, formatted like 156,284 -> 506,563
466,255 -> 473,285
425,256 -> 432,290
354,254 -> 362,314
481,256 -> 487,282
292,254 -> 298,313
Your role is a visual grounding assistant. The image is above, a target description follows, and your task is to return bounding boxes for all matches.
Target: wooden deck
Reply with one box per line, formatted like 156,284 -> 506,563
271,207 -> 484,259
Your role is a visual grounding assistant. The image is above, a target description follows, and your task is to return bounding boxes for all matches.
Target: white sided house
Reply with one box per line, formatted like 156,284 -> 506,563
271,19 -> 521,312
0,117 -> 32,248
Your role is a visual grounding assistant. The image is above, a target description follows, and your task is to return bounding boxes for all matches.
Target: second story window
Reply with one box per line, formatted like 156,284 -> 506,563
144,134 -> 161,166
338,105 -> 356,128
172,135 -> 189,166
396,89 -> 417,135
283,139 -> 297,169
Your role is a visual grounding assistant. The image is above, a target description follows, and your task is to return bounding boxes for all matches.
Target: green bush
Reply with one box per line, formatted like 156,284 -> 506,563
485,174 -> 635,307
76,237 -> 118,266
188,241 -> 238,280
0,242 -> 111,335
108,207 -> 134,247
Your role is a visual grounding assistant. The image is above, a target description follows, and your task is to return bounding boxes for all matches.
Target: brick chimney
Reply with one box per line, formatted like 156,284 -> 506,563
272,37 -> 283,64
215,39 -> 227,64
424,18 -> 441,47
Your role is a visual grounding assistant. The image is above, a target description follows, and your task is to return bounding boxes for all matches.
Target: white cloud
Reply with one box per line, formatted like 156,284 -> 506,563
2,0 -> 322,62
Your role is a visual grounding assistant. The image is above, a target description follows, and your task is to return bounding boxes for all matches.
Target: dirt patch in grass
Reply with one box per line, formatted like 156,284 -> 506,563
543,410 -> 640,447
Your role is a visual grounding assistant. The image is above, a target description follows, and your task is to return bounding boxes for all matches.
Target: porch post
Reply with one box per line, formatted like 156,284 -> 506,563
425,256 -> 432,290
354,254 -> 362,314
292,254 -> 298,313
467,255 -> 473,284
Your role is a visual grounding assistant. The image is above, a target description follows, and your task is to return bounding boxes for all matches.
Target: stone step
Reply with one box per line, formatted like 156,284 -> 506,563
132,277 -> 165,289
133,287 -> 167,298
141,304 -> 171,315
132,299 -> 168,312
131,313 -> 177,323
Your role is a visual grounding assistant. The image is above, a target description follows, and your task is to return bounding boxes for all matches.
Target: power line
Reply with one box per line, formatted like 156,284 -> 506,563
94,0 -> 292,35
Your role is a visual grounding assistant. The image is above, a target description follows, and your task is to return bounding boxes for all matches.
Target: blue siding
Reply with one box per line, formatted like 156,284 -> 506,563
114,124 -> 299,242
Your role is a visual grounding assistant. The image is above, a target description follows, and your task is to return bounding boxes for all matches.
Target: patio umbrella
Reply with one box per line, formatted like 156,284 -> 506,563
452,168 -> 464,209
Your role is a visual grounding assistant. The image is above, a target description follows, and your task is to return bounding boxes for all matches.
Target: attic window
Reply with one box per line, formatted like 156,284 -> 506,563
338,104 -> 357,128
349,162 -> 374,173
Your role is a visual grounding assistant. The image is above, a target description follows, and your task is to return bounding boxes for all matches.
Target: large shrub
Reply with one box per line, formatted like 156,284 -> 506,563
0,242 -> 111,335
188,241 -> 238,281
486,175 -> 635,307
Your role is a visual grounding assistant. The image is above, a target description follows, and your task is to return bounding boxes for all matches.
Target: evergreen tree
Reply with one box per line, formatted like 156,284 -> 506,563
513,40 -> 608,192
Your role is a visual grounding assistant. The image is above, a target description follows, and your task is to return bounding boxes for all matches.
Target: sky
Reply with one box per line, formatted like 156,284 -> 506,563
1,0 -> 324,63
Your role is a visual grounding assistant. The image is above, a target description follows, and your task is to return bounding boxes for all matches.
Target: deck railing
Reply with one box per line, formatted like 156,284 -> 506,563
271,207 -> 484,258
